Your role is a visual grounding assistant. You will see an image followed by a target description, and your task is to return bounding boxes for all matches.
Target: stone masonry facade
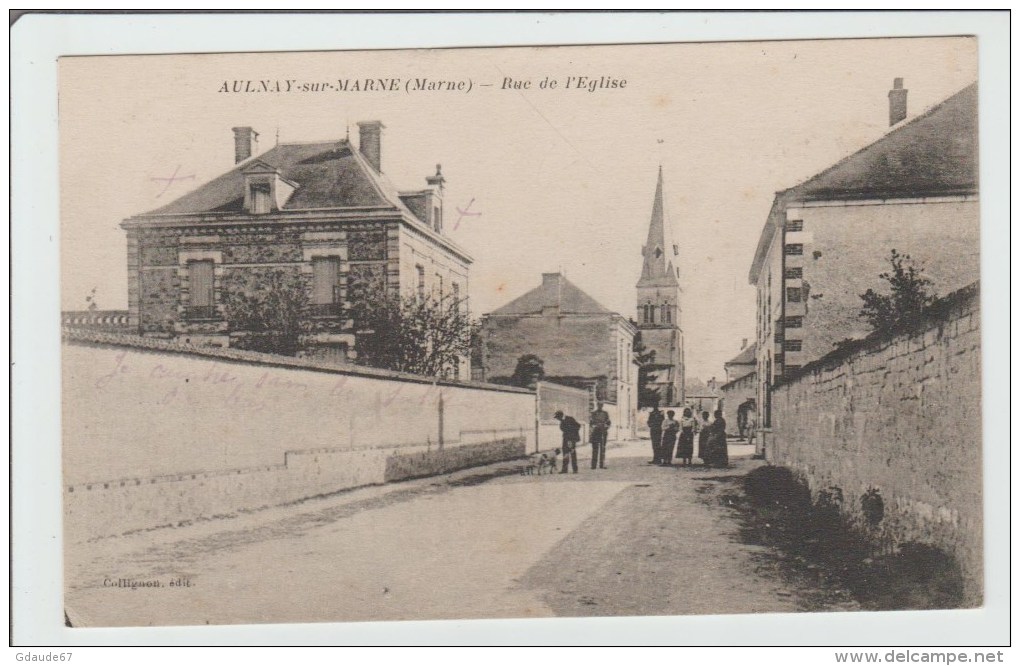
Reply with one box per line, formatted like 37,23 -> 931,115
769,282 -> 981,605
129,224 -> 393,344
482,314 -> 627,404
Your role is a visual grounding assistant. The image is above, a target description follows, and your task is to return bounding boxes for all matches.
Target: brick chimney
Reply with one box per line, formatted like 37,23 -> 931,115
232,126 -> 258,164
358,121 -> 384,172
541,273 -> 563,316
741,338 -> 748,350
888,78 -> 908,126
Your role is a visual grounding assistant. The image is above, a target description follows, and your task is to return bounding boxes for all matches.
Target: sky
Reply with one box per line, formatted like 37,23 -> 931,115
59,37 -> 977,381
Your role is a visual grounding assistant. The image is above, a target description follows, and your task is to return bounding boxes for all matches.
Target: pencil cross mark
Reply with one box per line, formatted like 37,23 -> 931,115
151,165 -> 195,198
454,198 -> 482,230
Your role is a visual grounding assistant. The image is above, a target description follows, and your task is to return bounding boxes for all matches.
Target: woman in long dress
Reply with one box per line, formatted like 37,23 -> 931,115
697,410 -> 712,466
660,410 -> 679,466
677,408 -> 697,467
709,409 -> 728,467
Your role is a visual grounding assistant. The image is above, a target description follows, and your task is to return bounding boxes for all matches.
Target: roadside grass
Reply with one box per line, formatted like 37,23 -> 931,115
728,465 -> 964,611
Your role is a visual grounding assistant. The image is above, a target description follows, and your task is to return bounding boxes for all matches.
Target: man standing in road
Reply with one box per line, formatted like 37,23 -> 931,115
554,410 -> 581,474
590,402 -> 611,470
647,403 -> 664,464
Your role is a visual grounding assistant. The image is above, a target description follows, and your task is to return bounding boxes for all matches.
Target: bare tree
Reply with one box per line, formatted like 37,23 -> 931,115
353,290 -> 475,378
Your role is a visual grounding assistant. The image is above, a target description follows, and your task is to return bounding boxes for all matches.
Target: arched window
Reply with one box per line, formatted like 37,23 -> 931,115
663,303 -> 672,324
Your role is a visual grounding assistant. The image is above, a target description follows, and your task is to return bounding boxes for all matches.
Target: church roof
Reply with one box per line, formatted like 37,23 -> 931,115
636,166 -> 680,288
488,273 -> 613,316
139,138 -> 419,219
750,82 -> 978,283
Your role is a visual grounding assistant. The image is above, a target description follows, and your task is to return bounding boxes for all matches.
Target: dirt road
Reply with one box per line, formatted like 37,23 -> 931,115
65,440 -> 856,627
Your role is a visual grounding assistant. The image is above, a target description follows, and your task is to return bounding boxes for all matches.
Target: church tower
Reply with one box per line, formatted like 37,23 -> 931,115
636,167 -> 685,406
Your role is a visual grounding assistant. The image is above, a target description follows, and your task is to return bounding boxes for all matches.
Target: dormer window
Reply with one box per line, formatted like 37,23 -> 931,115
250,182 -> 271,214
241,160 -> 296,214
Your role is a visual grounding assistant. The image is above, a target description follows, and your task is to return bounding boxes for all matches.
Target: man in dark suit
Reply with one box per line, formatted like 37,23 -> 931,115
589,402 -> 611,469
647,403 -> 665,464
554,410 -> 581,474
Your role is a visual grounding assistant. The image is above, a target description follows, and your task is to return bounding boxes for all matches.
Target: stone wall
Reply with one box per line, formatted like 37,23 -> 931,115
534,381 -> 592,453
769,282 -> 981,605
63,330 -> 533,541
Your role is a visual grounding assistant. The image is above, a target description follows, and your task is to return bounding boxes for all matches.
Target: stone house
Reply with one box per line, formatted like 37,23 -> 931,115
748,80 -> 979,430
120,121 -> 473,376
478,272 -> 639,438
720,342 -> 757,439
723,340 -> 756,383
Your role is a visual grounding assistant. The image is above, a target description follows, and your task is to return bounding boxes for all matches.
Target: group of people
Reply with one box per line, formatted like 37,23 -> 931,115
552,401 -> 729,473
647,405 -> 728,468
553,403 -> 612,474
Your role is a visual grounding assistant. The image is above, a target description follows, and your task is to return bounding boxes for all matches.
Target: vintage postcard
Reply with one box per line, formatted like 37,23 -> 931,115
48,24 -> 998,639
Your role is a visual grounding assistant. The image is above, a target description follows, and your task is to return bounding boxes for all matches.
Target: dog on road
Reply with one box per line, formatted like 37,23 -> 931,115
520,450 -> 560,476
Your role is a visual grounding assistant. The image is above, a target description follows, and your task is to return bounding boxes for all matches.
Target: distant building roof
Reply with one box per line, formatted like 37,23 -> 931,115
750,83 -> 978,283
488,273 -> 614,316
724,343 -> 757,367
720,370 -> 756,391
684,377 -> 720,397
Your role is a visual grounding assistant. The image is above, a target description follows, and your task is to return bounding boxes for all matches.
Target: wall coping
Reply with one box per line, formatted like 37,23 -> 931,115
535,380 -> 591,397
62,327 -> 535,395
775,280 -> 979,388
66,435 -> 527,492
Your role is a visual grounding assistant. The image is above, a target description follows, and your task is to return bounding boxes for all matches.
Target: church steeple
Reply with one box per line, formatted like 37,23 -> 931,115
638,166 -> 679,287
635,166 -> 684,406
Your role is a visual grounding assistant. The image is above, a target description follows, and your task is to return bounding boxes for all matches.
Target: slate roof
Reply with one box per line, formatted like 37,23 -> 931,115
489,273 -> 613,316
784,83 -> 978,202
724,343 -> 757,367
141,139 -> 418,218
750,82 -> 978,283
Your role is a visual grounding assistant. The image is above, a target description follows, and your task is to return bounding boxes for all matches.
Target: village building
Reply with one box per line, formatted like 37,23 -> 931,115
683,377 -> 721,417
723,339 -> 756,383
748,80 -> 979,431
119,121 -> 473,377
720,341 -> 757,440
478,272 -> 639,439
635,167 -> 685,407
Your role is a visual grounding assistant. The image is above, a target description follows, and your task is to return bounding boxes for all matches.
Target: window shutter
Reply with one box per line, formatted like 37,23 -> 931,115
312,257 -> 339,304
190,261 -> 214,307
